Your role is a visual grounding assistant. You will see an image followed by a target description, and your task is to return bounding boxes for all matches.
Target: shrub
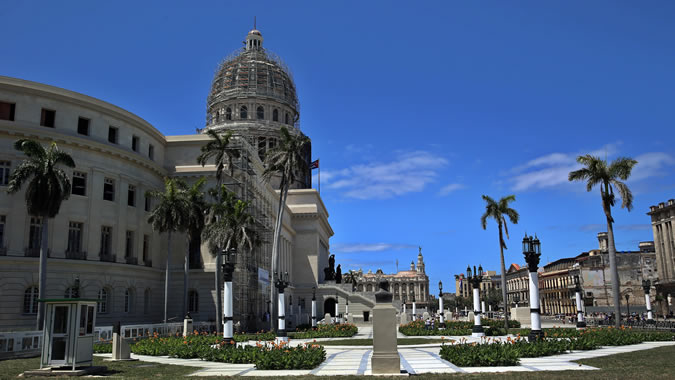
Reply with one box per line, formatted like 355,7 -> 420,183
290,323 -> 357,338
129,333 -> 325,369
93,342 -> 112,353
439,338 -> 519,367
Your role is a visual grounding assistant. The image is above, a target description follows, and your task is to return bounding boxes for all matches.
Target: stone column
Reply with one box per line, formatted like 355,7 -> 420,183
371,281 -> 400,374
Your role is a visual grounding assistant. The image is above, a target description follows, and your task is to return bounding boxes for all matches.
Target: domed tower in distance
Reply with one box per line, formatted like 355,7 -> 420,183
204,27 -> 311,189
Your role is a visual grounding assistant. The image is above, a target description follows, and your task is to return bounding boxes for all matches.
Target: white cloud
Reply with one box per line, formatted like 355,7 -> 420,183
438,183 -> 465,196
318,151 -> 448,200
508,144 -> 675,192
332,243 -> 417,253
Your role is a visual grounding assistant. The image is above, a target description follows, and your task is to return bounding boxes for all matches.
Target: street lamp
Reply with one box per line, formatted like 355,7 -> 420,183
523,233 -> 543,341
274,271 -> 289,341
222,248 -> 236,343
410,288 -> 416,320
402,293 -> 407,315
642,279 -> 654,323
625,293 -> 630,317
467,264 -> 484,337
438,280 -> 444,324
574,274 -> 586,329
335,291 -> 339,322
311,287 -> 317,328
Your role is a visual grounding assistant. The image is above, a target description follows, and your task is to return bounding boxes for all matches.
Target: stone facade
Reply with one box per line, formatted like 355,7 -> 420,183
649,199 -> 675,307
454,270 -> 498,299
346,249 -> 430,309
505,264 -> 530,306
0,28 -> 334,332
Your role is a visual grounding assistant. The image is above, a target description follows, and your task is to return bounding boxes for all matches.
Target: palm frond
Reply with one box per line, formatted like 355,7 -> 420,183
608,157 -> 638,181
611,180 -> 634,211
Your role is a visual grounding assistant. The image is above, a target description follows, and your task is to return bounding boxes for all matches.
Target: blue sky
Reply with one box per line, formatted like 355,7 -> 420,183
3,1 -> 674,292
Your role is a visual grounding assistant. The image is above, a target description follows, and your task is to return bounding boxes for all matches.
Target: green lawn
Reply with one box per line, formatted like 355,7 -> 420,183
1,344 -> 674,379
319,338 -> 446,346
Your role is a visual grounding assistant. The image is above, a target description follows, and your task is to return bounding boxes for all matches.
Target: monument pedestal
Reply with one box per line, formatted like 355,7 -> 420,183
371,283 -> 401,375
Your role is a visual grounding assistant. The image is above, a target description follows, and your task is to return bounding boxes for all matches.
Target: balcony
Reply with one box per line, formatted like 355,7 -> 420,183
125,256 -> 138,265
100,253 -> 116,263
65,251 -> 87,260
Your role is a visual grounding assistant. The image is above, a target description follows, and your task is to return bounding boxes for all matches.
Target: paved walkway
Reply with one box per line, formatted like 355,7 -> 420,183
96,329 -> 675,376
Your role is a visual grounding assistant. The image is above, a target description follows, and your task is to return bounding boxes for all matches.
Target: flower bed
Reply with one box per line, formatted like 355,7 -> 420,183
130,333 -> 325,369
439,327 -> 675,367
289,323 -> 358,339
398,319 -> 519,336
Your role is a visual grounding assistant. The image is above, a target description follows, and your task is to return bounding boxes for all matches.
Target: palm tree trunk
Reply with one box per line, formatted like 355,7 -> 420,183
606,215 -> 622,328
164,231 -> 172,324
215,252 -> 223,334
270,183 -> 289,332
498,224 -> 510,333
183,236 -> 190,318
37,218 -> 48,330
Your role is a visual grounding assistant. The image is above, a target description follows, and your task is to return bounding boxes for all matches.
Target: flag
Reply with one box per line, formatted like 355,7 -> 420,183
311,159 -> 319,169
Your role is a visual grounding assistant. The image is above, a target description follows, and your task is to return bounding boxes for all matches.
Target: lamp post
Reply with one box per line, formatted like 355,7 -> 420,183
402,293 -> 407,315
625,293 -> 630,316
274,271 -> 289,341
222,248 -> 236,342
574,274 -> 586,329
668,293 -> 672,314
643,280 -> 654,323
410,289 -> 416,320
335,291 -> 339,322
438,281 -> 444,324
481,289 -> 486,314
311,287 -> 317,328
467,264 -> 484,337
346,296 -> 349,318
523,234 -> 543,341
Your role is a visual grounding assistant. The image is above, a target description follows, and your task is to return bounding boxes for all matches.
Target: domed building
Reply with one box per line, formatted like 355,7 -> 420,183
204,29 -> 311,189
0,28 -> 341,336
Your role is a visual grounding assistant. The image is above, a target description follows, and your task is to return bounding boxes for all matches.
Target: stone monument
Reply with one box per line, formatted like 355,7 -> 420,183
371,280 -> 401,374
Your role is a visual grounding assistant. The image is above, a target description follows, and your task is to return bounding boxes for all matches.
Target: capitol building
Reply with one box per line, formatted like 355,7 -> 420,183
0,28 -> 337,332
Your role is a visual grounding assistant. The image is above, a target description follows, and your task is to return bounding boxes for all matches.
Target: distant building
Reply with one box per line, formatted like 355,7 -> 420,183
648,199 -> 675,309
348,248 -> 430,308
505,263 -> 530,306
454,269 -> 499,299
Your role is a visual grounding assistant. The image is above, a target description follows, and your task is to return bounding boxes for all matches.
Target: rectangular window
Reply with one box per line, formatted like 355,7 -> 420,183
132,135 -> 139,152
0,161 -> 10,186
144,194 -> 151,212
40,109 -> 55,128
148,144 -> 154,160
0,101 -> 15,121
28,217 -> 42,250
103,178 -> 114,201
142,234 -> 149,263
125,230 -> 134,258
100,226 -> 112,257
0,215 -> 6,249
67,222 -> 83,253
72,171 -> 86,196
127,185 -> 136,207
77,117 -> 90,136
108,126 -> 118,144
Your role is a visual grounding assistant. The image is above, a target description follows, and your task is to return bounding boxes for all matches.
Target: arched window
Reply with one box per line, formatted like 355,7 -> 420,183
143,289 -> 150,315
256,106 -> 264,120
188,290 -> 199,313
215,111 -> 220,123
357,284 -> 363,292
64,287 -> 78,298
225,107 -> 232,120
272,109 -> 279,122
23,287 -> 39,314
366,284 -> 373,292
240,106 -> 248,119
97,288 -> 109,314
124,289 -> 134,313
284,112 -> 290,125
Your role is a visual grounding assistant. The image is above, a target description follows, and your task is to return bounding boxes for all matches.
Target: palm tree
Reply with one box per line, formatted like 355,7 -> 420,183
263,126 -> 311,331
569,155 -> 637,328
8,139 -> 75,329
183,177 -> 207,318
147,177 -> 190,323
196,129 -> 239,333
481,194 -> 519,332
202,186 -> 259,330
